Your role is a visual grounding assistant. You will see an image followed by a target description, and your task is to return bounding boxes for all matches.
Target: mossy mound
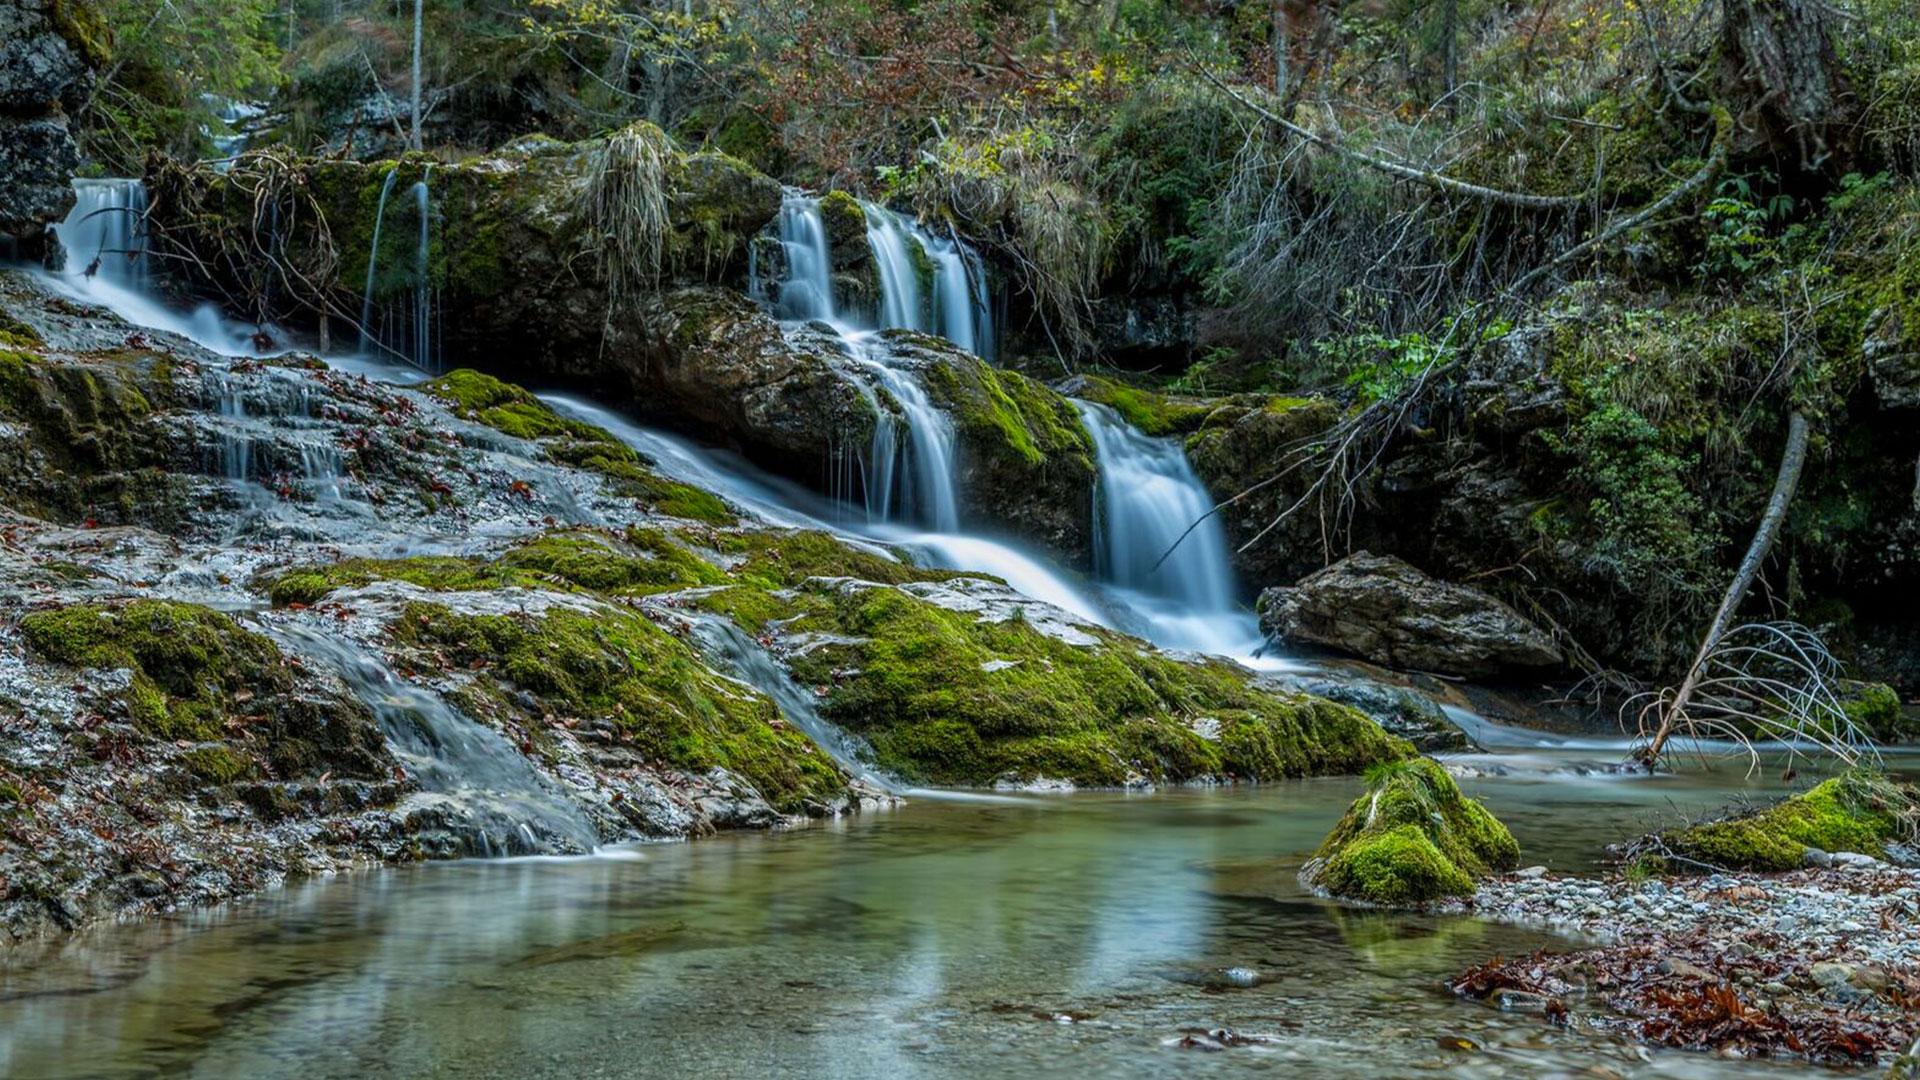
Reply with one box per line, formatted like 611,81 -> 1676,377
724,578 -> 1407,787
18,600 -> 389,782
267,527 -> 725,607
1664,774 -> 1916,872
21,600 -> 288,742
1071,374 -> 1216,437
1306,758 -> 1519,906
422,369 -> 733,523
391,601 -> 848,813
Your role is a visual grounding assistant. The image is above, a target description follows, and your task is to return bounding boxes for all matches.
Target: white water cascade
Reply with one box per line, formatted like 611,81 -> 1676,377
269,622 -> 603,857
46,179 -> 272,355
760,192 -> 838,322
864,204 -> 993,358
355,167 -> 438,372
1076,401 -> 1281,665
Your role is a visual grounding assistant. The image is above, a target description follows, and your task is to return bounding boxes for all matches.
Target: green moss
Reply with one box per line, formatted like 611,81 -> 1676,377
1308,758 -> 1519,906
267,528 -> 726,606
394,601 -> 847,812
817,190 -> 868,257
20,600 -> 288,742
1668,774 -> 1913,872
49,0 -> 114,68
423,368 -> 734,523
180,744 -> 253,784
925,358 -> 1091,469
1076,375 -> 1212,437
768,580 -> 1405,787
0,313 -> 42,349
1840,682 -> 1911,743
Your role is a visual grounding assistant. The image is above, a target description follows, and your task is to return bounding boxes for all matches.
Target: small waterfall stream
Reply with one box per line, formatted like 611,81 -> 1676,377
269,622 -> 602,856
355,167 -> 438,372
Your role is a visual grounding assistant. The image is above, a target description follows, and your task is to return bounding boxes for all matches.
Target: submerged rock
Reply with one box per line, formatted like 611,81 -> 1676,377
1259,552 -> 1562,678
1302,757 -> 1519,906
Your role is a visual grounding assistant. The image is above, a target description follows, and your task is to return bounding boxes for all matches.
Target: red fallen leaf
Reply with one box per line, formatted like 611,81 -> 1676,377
82,519 -> 99,529
287,602 -> 308,611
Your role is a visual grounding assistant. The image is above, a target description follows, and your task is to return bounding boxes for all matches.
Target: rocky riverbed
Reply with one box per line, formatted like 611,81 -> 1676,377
1455,860 -> 1920,1065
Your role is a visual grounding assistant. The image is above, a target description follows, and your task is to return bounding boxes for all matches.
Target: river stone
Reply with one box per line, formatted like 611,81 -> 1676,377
1258,552 -> 1562,678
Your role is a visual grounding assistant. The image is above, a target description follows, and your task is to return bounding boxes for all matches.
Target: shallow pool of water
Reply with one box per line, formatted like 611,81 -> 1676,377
0,751 -> 1897,1078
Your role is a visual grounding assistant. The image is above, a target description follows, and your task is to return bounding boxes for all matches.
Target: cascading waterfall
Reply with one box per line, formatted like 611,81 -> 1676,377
1075,401 -> 1282,665
760,192 -> 837,322
47,179 -> 265,354
355,167 -> 438,372
269,622 -> 602,857
848,351 -> 961,532
862,205 -> 993,357
56,178 -> 148,286
358,167 -> 399,354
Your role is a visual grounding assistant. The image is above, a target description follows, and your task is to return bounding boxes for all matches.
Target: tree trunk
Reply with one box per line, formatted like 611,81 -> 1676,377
409,0 -> 424,151
1641,410 -> 1811,765
1441,0 -> 1458,117
1719,0 -> 1854,171
1272,0 -> 1289,100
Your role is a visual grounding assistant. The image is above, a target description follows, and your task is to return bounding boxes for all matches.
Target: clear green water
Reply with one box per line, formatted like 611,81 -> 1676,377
0,753 -> 1888,1079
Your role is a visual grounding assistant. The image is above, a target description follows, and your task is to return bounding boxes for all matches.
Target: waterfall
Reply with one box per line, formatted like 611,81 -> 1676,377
352,167 -> 437,372
411,173 -> 436,372
55,178 -> 149,287
269,622 -> 602,857
358,168 -> 399,354
850,201 -> 993,357
683,614 -> 900,793
849,345 -> 960,532
763,192 -> 837,322
1075,401 -> 1285,665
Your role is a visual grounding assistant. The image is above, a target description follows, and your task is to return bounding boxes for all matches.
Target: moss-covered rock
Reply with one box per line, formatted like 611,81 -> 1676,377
390,600 -> 848,813
0,341 -> 194,527
1664,774 -> 1915,872
739,577 -> 1407,787
908,335 -> 1098,561
268,527 -> 725,607
422,368 -> 734,523
1066,373 -> 1216,437
18,599 -> 390,782
1305,758 -> 1519,906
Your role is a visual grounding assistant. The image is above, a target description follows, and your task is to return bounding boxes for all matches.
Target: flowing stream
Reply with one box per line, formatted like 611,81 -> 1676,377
0,763 -> 1849,1080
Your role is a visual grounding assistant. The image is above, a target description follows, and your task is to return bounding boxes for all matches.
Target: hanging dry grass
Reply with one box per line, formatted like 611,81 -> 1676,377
582,121 -> 671,321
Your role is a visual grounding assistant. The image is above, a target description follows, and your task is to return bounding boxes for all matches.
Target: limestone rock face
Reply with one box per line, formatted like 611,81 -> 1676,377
1865,305 -> 1920,410
0,0 -> 100,239
1259,551 -> 1562,678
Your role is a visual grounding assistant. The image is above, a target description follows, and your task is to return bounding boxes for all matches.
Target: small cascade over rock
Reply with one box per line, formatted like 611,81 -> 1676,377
1076,400 -> 1285,666
684,613 -> 900,794
47,178 -> 277,355
270,621 -> 602,857
757,191 -> 838,322
356,166 -> 439,372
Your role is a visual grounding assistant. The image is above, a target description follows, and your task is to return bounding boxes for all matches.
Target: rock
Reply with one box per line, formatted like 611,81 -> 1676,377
1258,552 -> 1563,677
0,0 -> 102,239
1810,962 -> 1854,989
1516,865 -> 1549,878
1490,988 -> 1553,1014
1302,757 -> 1520,906
1865,304 -> 1920,410
1274,673 -> 1471,752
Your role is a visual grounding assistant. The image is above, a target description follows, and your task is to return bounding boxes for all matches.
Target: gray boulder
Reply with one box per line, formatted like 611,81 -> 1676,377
1259,551 -> 1562,678
0,0 -> 100,239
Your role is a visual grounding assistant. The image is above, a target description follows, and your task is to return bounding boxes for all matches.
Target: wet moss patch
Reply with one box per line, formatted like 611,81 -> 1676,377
1665,774 -> 1915,872
423,369 -> 734,524
393,601 -> 848,812
1307,758 -> 1519,906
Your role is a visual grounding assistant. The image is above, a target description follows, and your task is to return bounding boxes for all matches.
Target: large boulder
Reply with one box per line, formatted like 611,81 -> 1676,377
1259,551 -> 1562,678
0,0 -> 103,239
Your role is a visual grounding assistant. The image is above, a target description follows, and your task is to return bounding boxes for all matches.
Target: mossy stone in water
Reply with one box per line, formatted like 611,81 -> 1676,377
1665,773 -> 1913,872
1307,757 -> 1519,906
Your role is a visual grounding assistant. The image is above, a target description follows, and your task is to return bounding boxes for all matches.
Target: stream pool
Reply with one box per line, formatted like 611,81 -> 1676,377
0,749 -> 1882,1079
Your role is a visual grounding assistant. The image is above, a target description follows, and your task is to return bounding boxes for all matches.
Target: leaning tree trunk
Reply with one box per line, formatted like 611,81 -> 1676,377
1641,410 -> 1810,766
1720,0 -> 1855,172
